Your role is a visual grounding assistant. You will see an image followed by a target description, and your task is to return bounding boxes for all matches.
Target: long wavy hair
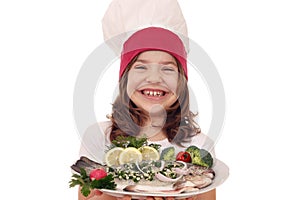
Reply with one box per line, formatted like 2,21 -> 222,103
109,53 -> 201,146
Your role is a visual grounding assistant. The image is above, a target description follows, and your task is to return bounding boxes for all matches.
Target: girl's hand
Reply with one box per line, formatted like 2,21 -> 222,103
78,188 -> 102,200
145,197 -> 193,200
146,198 -> 174,200
117,195 -> 131,200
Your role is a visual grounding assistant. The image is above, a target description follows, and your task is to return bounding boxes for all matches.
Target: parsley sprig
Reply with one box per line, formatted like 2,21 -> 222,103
69,168 -> 116,197
108,135 -> 161,151
111,135 -> 147,148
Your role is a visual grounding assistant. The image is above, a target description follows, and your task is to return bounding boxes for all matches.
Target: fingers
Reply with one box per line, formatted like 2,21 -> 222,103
78,188 -> 103,200
93,190 -> 102,196
86,189 -> 102,199
187,197 -> 198,200
146,197 -> 163,200
117,195 -> 131,200
145,197 -> 175,200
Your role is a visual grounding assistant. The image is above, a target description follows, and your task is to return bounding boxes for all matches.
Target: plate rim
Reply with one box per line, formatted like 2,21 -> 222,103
100,159 -> 229,199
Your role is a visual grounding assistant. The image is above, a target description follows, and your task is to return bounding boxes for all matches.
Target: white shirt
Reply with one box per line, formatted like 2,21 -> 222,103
79,121 -> 215,164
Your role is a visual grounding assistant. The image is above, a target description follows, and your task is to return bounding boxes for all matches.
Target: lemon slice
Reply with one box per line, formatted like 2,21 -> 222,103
119,147 -> 143,165
105,147 -> 124,166
138,146 -> 160,161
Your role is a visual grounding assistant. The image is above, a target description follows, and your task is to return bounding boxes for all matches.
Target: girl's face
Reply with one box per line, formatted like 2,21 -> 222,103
127,51 -> 179,113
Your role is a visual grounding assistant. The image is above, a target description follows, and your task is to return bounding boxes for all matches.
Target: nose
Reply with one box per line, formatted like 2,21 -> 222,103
145,66 -> 162,83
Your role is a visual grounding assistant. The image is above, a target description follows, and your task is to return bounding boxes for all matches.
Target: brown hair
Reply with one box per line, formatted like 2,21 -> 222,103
109,54 -> 201,146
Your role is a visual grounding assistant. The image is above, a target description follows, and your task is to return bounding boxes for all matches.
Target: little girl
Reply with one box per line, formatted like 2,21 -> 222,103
79,27 -> 216,200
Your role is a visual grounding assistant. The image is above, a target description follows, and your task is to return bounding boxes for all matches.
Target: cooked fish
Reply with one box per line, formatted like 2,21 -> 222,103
71,156 -> 215,193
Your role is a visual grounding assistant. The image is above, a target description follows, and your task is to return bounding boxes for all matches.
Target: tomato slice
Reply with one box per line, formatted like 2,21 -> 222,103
176,151 -> 191,163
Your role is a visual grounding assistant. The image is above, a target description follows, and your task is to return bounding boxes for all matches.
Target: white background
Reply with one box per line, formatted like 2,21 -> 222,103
1,0 -> 300,199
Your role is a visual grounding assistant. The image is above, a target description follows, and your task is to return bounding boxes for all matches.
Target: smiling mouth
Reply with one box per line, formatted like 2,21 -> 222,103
141,89 -> 167,97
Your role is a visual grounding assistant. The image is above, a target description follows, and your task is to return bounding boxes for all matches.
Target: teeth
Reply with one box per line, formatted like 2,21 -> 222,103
143,90 -> 164,97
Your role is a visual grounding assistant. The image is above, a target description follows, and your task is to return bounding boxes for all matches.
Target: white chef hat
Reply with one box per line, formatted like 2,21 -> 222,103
102,0 -> 189,56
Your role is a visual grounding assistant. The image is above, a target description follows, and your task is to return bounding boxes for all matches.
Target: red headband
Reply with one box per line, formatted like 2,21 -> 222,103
120,27 -> 188,80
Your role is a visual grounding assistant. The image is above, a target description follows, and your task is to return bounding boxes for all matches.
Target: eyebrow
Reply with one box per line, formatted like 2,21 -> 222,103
135,59 -> 177,66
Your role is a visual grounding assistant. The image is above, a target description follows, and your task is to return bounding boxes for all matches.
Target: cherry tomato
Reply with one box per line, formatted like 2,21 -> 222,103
176,151 -> 191,163
89,168 -> 107,180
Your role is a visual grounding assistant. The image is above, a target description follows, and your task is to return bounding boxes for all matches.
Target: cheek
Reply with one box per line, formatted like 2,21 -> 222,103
126,82 -> 134,98
165,76 -> 179,95
126,73 -> 140,97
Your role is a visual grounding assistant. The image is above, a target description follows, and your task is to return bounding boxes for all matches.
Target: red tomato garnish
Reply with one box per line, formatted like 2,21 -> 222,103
176,151 -> 191,163
89,168 -> 107,180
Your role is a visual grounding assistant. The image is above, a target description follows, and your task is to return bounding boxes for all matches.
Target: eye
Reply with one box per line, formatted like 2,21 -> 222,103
134,65 -> 147,70
162,66 -> 176,72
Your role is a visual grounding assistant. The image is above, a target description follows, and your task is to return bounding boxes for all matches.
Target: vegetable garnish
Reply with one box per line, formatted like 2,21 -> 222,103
160,146 -> 175,161
148,143 -> 161,152
111,136 -> 147,149
69,168 -> 116,197
110,135 -> 161,151
90,168 -> 107,180
185,146 -> 214,168
176,151 -> 192,163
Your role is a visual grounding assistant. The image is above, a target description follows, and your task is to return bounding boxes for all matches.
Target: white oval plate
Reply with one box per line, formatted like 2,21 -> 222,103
101,159 -> 229,199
